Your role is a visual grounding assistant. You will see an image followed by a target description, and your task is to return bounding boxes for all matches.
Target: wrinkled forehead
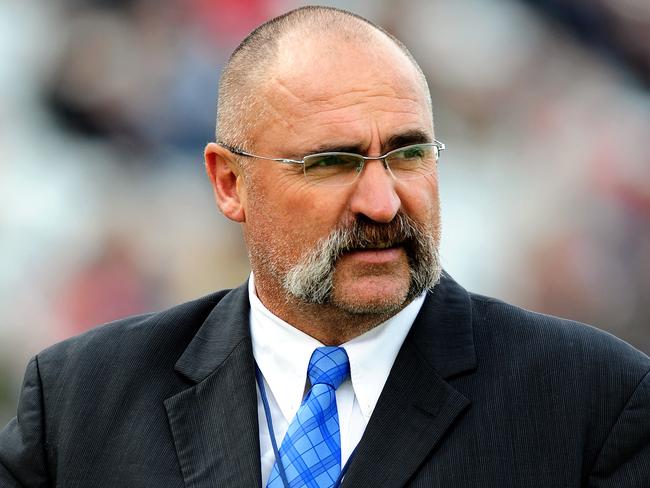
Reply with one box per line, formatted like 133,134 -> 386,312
270,30 -> 428,105
252,31 -> 433,150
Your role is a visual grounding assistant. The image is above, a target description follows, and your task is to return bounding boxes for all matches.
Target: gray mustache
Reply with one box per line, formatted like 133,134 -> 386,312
330,213 -> 421,255
282,210 -> 440,308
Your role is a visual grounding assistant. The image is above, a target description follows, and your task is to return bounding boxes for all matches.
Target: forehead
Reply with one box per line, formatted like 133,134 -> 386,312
253,31 -> 432,154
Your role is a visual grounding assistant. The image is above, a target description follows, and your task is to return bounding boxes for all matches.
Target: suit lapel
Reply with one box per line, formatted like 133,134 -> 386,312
164,284 -> 262,488
343,273 -> 476,487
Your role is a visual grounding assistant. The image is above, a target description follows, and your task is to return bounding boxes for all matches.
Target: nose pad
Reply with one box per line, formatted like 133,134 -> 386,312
380,158 -> 397,179
356,158 -> 394,180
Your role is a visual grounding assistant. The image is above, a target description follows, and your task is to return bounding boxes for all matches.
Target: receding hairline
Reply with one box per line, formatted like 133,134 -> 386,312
216,6 -> 432,151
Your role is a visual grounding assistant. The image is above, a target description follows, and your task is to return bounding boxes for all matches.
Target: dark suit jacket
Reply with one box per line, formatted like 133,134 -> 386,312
1,274 -> 649,487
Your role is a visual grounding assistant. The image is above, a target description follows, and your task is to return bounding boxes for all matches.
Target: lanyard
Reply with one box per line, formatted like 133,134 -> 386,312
255,364 -> 355,488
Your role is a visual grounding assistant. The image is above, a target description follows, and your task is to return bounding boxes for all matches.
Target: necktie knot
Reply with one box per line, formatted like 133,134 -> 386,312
308,346 -> 350,390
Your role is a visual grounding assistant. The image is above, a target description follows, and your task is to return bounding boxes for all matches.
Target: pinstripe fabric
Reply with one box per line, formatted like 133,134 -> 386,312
1,276 -> 649,487
267,347 -> 350,488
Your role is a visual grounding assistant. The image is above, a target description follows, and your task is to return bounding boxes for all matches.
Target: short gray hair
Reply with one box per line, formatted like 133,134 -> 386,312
215,6 -> 432,153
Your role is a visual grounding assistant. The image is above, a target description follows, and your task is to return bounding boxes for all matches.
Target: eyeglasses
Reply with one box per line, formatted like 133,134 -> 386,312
218,141 -> 445,187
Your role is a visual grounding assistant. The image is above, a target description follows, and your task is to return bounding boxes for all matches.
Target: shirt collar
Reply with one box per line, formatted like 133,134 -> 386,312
342,294 -> 424,420
248,273 -> 425,422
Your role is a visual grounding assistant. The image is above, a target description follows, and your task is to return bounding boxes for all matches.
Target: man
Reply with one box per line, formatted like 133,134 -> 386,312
1,5 -> 649,487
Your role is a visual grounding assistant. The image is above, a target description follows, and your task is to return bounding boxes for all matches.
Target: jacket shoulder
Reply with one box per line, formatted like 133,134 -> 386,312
469,292 -> 650,378
36,289 -> 232,377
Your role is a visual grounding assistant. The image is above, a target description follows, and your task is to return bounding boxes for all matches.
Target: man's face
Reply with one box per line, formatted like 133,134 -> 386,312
241,34 -> 441,317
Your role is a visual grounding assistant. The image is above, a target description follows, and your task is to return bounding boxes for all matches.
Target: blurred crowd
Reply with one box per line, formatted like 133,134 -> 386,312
1,0 -> 649,424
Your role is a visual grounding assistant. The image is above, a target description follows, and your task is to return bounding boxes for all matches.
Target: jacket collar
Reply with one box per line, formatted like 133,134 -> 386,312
409,270 -> 476,379
173,281 -> 252,383
174,271 -> 476,383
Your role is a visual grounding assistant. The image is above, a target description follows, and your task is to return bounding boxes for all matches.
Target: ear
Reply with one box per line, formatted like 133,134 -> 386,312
204,142 -> 246,222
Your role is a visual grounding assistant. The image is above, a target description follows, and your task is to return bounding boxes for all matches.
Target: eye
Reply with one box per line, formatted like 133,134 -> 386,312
400,145 -> 427,160
304,153 -> 361,171
307,155 -> 346,168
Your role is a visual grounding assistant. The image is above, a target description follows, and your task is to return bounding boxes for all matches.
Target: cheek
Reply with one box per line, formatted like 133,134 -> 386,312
246,180 -> 346,250
398,177 -> 440,216
272,179 -> 350,230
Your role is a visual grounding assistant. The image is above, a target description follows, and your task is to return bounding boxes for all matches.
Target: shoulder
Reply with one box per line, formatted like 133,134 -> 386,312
468,292 -> 650,389
34,289 -> 233,382
469,292 -> 648,360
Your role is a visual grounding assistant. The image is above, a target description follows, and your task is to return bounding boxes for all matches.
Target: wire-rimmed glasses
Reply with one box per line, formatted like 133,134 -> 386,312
218,140 -> 445,187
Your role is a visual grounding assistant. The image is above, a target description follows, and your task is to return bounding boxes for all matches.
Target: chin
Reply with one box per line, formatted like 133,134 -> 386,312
331,280 -> 410,316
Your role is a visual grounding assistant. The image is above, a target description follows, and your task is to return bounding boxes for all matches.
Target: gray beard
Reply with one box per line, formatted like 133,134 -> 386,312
282,212 -> 441,314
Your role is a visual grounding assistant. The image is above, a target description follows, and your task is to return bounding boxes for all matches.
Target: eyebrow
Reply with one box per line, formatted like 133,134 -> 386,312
300,128 -> 432,157
383,129 -> 432,151
302,142 -> 366,156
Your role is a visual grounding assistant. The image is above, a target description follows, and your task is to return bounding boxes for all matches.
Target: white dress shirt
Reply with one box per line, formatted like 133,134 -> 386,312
248,275 -> 425,485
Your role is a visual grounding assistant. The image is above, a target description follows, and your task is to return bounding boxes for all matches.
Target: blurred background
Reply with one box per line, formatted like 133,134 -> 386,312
1,0 -> 649,425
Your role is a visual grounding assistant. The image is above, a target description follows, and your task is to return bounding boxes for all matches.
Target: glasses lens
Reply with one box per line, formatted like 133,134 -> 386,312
303,153 -> 363,186
385,143 -> 438,180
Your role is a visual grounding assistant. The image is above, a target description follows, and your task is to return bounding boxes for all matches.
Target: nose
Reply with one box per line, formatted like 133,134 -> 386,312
348,159 -> 401,223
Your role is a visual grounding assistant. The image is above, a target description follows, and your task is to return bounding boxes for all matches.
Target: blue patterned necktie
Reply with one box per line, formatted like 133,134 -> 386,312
266,346 -> 350,488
